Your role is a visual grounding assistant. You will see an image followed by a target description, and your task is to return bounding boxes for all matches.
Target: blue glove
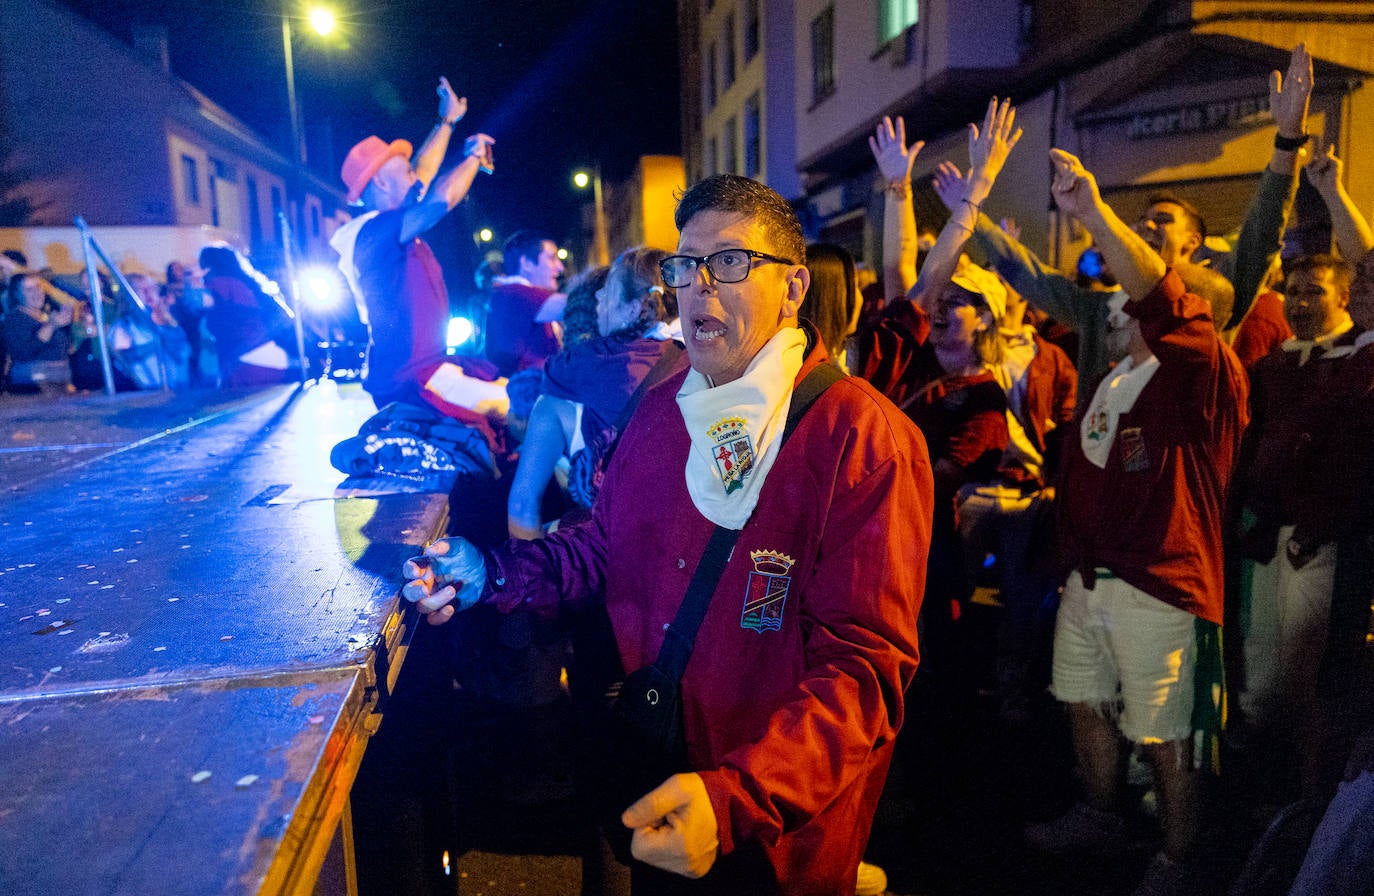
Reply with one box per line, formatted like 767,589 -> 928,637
401,538 -> 486,624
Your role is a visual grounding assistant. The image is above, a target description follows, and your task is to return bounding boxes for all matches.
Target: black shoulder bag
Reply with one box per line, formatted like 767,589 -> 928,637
605,362 -> 844,796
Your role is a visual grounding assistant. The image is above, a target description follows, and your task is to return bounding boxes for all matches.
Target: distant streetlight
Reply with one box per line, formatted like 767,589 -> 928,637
556,248 -> 569,261
308,7 -> 336,35
479,227 -> 494,242
573,167 -> 609,267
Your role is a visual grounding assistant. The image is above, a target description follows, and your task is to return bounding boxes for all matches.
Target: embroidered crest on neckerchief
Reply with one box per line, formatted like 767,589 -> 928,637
706,416 -> 755,495
741,550 -> 794,633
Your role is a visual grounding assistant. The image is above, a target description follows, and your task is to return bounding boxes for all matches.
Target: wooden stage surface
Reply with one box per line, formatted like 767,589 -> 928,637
0,383 -> 447,896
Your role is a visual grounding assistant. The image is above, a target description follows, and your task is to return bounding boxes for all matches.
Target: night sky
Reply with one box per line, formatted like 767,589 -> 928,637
58,0 -> 682,255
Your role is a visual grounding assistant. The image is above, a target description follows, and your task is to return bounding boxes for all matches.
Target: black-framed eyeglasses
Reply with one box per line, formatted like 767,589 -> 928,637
658,249 -> 795,288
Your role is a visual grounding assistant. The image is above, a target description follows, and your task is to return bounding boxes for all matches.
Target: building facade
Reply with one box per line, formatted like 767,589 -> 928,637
679,0 -> 1374,275
0,0 -> 345,278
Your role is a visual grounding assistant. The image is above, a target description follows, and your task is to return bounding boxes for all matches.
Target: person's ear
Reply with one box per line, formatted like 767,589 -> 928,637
781,265 -> 809,320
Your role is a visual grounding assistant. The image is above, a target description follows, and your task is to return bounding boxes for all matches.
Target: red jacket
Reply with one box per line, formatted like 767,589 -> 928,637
1057,270 -> 1249,624
486,336 -> 933,894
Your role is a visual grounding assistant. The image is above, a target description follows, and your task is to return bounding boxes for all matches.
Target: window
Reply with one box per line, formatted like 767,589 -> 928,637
722,14 -> 736,89
743,0 -> 760,62
744,93 -> 761,179
878,0 -> 919,44
706,43 -> 718,107
724,116 -> 738,176
811,7 -> 836,103
181,155 -> 200,205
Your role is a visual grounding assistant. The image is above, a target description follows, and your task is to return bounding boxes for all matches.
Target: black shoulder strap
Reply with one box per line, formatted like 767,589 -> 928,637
655,361 -> 845,680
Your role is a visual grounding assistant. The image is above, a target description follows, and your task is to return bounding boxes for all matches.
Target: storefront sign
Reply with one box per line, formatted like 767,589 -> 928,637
1126,94 -> 1270,139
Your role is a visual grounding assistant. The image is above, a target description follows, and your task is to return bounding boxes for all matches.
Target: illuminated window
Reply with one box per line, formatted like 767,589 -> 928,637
878,0 -> 919,43
811,6 -> 835,103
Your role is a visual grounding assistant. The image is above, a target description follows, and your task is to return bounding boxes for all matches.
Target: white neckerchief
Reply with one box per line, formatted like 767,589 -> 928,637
329,211 -> 380,326
1080,354 -> 1161,469
677,328 -> 807,529
1354,330 -> 1374,353
1281,320 -> 1355,365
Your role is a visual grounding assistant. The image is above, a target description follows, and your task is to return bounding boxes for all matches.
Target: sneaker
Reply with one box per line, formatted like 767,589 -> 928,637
1131,852 -> 1193,896
855,860 -> 888,896
1024,801 -> 1127,853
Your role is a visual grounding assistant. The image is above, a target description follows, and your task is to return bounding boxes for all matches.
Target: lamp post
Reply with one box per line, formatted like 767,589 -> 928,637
573,167 -> 609,267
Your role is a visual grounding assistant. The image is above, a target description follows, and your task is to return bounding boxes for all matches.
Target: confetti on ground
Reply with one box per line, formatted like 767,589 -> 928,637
59,629 -> 74,636
126,559 -> 138,564
220,635 -> 234,642
113,548 -> 124,553
153,646 -> 167,652
180,545 -> 191,550
55,598 -> 70,604
168,597 -> 180,602
35,609 -> 50,617
191,771 -> 212,783
308,715 -> 325,725
87,581 -> 99,586
235,775 -> 259,789
49,666 -> 62,673
17,563 -> 35,569
101,585 -> 115,590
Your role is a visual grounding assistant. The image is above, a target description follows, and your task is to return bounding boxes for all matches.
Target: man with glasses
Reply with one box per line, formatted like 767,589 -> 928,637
402,174 -> 932,893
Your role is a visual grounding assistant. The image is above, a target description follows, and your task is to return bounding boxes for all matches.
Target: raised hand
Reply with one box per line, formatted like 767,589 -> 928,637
868,116 -> 924,184
932,160 -> 966,212
1000,217 -> 1022,242
437,76 -> 467,124
1049,149 -> 1102,222
968,97 -> 1023,190
1305,139 -> 1343,194
1270,43 -> 1312,139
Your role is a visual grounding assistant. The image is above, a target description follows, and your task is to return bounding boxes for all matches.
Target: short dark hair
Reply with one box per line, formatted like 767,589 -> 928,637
1146,192 -> 1207,243
1286,253 -> 1352,292
3,248 -> 28,268
503,231 -> 554,271
674,175 -> 806,267
560,265 -> 609,345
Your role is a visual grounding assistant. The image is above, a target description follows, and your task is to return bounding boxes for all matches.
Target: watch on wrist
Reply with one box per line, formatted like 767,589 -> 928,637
1274,132 -> 1311,152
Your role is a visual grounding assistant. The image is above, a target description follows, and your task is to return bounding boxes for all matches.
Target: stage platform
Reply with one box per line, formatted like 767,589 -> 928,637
0,383 -> 446,896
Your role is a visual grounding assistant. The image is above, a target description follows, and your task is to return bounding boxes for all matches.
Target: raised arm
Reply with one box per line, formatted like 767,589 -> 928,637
869,116 -> 924,297
400,133 -> 494,244
1049,149 -> 1164,303
911,98 -> 1022,311
507,395 -> 576,540
1223,44 -> 1312,326
412,76 -> 467,190
1306,140 -> 1374,262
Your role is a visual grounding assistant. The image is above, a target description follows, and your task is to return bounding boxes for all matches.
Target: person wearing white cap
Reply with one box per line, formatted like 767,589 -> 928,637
329,77 -> 502,436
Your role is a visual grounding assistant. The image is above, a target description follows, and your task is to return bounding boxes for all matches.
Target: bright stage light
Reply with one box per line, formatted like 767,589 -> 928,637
308,7 -> 336,35
300,266 -> 340,310
447,316 -> 475,350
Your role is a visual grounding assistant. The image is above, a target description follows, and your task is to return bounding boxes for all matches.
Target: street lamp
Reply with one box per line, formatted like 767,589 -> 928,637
281,3 -> 337,168
573,167 -> 609,267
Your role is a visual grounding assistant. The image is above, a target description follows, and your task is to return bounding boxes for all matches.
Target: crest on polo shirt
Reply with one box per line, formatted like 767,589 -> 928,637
741,549 -> 794,633
706,416 -> 755,495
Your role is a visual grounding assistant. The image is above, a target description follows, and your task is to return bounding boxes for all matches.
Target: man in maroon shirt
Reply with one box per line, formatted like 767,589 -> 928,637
484,230 -> 564,376
1025,150 -> 1248,896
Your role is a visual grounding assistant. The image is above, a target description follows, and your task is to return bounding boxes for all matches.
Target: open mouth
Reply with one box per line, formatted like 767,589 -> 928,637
693,317 -> 726,342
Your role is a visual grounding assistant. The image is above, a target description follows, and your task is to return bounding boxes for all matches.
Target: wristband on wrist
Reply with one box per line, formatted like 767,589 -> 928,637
1274,132 -> 1311,152
886,179 -> 911,199
961,198 -> 982,213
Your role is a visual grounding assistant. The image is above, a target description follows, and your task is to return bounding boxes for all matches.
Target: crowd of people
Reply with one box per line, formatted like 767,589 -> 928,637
374,43 -> 1373,896
0,241 -> 303,394
6,40 -> 1370,895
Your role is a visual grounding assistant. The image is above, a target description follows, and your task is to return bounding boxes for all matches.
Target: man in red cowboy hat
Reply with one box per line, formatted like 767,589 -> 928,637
330,76 -> 501,431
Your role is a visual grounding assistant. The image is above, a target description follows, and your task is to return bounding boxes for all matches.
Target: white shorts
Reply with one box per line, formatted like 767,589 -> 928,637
1050,570 -> 1197,744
